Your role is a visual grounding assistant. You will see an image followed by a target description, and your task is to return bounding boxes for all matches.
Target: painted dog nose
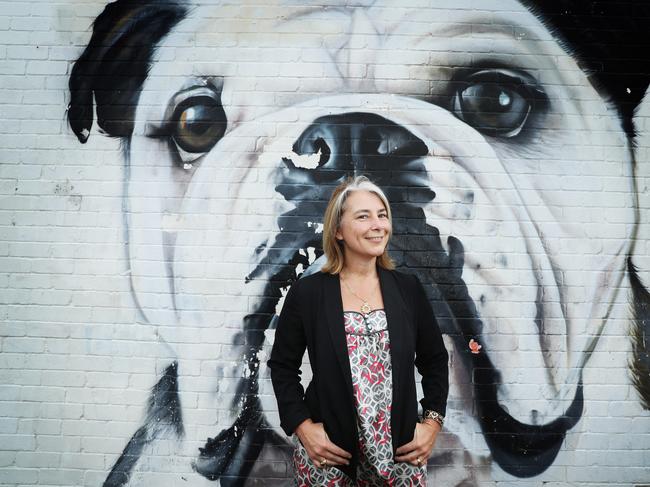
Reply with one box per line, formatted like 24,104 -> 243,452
277,111 -> 434,220
291,112 -> 429,172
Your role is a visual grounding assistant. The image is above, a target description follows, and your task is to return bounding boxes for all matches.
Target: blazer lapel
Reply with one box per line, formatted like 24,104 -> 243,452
322,273 -> 355,400
378,267 -> 407,390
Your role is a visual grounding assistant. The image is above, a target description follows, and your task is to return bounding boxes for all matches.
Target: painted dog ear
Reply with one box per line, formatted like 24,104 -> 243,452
630,85 -> 650,410
632,87 -> 650,284
67,0 -> 186,143
521,0 -> 650,138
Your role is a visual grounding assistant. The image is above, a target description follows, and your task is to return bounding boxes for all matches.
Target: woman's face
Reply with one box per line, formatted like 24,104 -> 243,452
335,190 -> 391,262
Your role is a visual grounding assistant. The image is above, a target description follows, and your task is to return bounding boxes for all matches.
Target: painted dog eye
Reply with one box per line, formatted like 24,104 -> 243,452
147,84 -> 228,168
171,93 -> 227,154
452,69 -> 546,138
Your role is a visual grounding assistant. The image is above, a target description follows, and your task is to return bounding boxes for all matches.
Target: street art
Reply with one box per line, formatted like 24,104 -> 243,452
67,0 -> 650,485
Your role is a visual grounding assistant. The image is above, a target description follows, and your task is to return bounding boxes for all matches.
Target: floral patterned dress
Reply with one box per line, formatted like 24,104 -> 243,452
293,309 -> 427,486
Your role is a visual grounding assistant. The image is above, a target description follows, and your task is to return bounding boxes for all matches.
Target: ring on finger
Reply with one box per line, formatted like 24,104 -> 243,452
416,457 -> 422,466
320,457 -> 328,468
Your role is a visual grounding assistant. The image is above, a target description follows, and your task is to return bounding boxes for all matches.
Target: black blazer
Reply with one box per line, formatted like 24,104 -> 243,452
268,267 -> 449,479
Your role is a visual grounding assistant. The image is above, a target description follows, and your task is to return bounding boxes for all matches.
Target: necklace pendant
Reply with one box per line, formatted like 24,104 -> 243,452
361,302 -> 371,315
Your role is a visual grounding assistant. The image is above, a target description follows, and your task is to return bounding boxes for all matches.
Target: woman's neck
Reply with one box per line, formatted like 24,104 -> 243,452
340,256 -> 378,279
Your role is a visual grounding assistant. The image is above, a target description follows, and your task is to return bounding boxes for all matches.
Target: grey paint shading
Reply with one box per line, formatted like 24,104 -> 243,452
66,0 -> 650,483
628,260 -> 650,411
104,362 -> 183,487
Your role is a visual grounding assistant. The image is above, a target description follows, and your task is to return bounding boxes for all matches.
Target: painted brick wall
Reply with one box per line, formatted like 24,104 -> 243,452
1,1 -> 650,486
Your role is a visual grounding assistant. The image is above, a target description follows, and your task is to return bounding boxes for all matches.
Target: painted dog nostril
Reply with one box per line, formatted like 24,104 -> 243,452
312,137 -> 331,166
291,112 -> 428,173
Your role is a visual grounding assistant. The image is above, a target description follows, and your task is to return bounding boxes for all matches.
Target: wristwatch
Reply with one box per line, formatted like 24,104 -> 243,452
421,410 -> 444,428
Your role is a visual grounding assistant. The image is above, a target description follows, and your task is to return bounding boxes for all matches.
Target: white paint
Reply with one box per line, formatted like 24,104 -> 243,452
258,139 -> 322,169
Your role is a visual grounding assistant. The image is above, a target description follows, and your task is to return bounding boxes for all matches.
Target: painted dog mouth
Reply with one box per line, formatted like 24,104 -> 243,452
390,229 -> 583,478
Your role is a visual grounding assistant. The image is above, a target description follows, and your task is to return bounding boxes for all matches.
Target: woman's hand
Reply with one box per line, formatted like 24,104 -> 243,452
295,419 -> 352,468
394,420 -> 441,466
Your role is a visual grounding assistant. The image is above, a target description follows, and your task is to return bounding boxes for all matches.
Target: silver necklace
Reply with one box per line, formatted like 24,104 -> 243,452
341,274 -> 377,315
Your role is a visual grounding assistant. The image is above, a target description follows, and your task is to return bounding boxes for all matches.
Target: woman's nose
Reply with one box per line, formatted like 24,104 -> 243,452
371,216 -> 388,229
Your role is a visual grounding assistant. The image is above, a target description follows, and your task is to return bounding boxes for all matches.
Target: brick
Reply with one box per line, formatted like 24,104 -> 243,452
0,418 -> 18,434
0,60 -> 26,75
0,385 -> 21,400
36,435 -> 80,453
38,468 -> 84,485
0,435 -> 36,451
0,31 -> 32,46
41,370 -> 84,387
0,452 -> 16,467
15,451 -> 60,468
0,354 -> 27,370
0,401 -> 38,418
17,419 -> 61,436
2,337 -> 44,353
59,451 -> 105,470
7,45 -> 48,60
20,386 -> 66,403
11,16 -> 53,31
0,369 -> 41,386
0,468 -> 39,485
80,435 -> 131,454
39,403 -> 83,420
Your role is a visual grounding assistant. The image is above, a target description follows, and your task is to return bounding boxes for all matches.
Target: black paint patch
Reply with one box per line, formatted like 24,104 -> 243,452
194,240 -> 321,482
628,257 -> 650,410
104,362 -> 183,487
68,0 -> 187,142
522,0 -> 650,137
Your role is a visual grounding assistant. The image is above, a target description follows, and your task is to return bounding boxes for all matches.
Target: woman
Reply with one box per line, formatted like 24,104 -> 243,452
269,176 -> 449,485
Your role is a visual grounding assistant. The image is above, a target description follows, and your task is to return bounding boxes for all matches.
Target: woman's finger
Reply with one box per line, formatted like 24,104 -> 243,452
395,448 -> 418,462
410,451 -> 427,467
396,449 -> 424,466
306,444 -> 351,466
323,452 -> 351,466
325,441 -> 352,460
395,438 -> 416,456
309,453 -> 348,468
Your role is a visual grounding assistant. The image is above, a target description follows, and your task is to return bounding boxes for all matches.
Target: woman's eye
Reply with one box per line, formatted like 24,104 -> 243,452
451,69 -> 546,138
172,95 -> 227,154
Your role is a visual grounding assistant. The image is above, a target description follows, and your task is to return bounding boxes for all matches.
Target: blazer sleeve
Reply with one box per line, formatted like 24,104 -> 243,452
268,279 -> 311,436
412,274 -> 449,417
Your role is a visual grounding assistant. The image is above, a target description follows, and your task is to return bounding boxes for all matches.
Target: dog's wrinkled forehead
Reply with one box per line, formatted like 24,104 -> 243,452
67,0 -> 650,142
144,0 -> 571,128
185,0 -> 554,62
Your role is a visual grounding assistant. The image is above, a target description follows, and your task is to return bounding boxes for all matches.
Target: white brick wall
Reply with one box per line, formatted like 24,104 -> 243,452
1,0 -> 650,486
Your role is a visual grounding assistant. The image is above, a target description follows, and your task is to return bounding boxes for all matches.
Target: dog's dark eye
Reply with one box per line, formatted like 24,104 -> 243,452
452,69 -> 546,138
171,95 -> 227,154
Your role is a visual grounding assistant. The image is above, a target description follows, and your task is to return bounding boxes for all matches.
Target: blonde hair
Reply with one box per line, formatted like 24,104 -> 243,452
321,176 -> 395,274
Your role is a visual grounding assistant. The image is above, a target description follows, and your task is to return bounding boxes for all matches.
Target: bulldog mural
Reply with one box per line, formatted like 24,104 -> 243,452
67,0 -> 650,485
